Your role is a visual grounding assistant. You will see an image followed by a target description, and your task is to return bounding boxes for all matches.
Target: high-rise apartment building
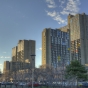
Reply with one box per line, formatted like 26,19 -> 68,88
17,40 -> 35,63
12,46 -> 17,62
42,28 -> 70,68
11,40 -> 36,71
68,13 -> 88,65
3,61 -> 10,74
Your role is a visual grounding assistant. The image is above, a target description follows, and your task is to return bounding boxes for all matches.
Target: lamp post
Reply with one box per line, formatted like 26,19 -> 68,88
30,54 -> 36,88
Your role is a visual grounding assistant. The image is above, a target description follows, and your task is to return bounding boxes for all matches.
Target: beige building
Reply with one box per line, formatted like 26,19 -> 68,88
42,29 -> 51,66
12,46 -> 17,62
42,28 -> 70,68
3,61 -> 10,74
59,25 -> 69,32
68,13 -> 88,65
11,40 -> 36,72
17,40 -> 35,68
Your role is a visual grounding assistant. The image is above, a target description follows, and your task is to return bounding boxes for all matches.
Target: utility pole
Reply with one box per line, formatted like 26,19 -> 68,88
30,54 -> 36,88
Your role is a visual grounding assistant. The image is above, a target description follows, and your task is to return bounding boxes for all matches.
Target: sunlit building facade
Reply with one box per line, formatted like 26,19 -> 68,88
11,40 -> 36,72
12,46 -> 17,62
17,40 -> 35,64
68,13 -> 88,65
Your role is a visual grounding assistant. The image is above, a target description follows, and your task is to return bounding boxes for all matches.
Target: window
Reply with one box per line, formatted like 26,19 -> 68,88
70,19 -> 72,23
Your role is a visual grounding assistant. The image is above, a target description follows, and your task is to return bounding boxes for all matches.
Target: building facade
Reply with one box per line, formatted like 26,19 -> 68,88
68,13 -> 88,65
12,46 -> 17,62
11,40 -> 36,71
42,28 -> 70,68
17,40 -> 35,64
3,61 -> 10,74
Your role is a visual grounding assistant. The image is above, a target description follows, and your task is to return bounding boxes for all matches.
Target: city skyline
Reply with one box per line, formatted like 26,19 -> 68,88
0,0 -> 88,72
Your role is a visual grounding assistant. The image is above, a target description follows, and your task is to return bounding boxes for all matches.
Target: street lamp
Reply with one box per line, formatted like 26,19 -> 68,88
30,54 -> 36,88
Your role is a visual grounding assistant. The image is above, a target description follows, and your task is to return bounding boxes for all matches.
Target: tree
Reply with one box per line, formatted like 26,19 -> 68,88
65,60 -> 87,81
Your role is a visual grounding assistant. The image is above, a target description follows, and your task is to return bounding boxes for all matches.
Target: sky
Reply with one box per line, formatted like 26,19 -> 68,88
0,0 -> 88,72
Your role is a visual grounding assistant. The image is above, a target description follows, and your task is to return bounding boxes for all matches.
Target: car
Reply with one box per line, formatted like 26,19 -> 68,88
1,82 -> 7,85
14,82 -> 19,86
0,82 -> 1,85
6,82 -> 13,85
27,82 -> 40,87
39,82 -> 46,86
82,82 -> 88,87
34,83 -> 40,87
1,82 -> 13,85
27,82 -> 32,87
19,82 -> 27,86
78,82 -> 83,86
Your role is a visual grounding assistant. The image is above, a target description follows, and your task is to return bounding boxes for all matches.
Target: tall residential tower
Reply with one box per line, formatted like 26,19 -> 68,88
68,13 -> 88,65
11,40 -> 36,71
42,28 -> 70,68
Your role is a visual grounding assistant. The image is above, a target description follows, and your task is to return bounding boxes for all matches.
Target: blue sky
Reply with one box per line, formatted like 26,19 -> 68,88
0,0 -> 88,72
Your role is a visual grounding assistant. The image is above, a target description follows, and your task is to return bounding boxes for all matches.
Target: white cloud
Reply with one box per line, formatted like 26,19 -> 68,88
46,10 -> 56,17
46,11 -> 67,24
36,48 -> 42,51
59,0 -> 66,8
5,57 -> 11,58
0,56 -> 4,58
46,0 -> 56,8
0,64 -> 2,66
60,0 -> 81,15
45,0 -> 81,24
0,56 -> 11,59
39,48 -> 42,50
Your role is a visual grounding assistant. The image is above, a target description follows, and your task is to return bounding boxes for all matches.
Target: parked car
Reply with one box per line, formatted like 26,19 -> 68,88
14,82 -> 19,86
27,82 -> 31,87
78,82 -> 84,86
39,82 -> 46,86
6,82 -> 13,85
19,82 -> 27,86
0,82 -> 1,85
1,82 -> 13,85
1,82 -> 7,85
82,82 -> 88,87
27,82 -> 40,87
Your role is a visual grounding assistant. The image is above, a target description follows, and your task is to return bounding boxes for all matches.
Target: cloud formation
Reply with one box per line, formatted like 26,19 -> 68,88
36,48 -> 42,51
46,11 -> 67,24
0,56 -> 11,59
59,0 -> 66,8
0,64 -> 2,66
39,48 -> 42,50
46,0 -> 56,8
60,0 -> 81,15
45,0 -> 81,24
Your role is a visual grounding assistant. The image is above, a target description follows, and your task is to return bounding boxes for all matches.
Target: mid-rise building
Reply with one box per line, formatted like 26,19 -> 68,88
12,46 -> 17,62
17,40 -> 35,62
68,13 -> 88,65
42,28 -> 70,68
17,40 -> 35,68
10,40 -> 36,72
3,61 -> 10,74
